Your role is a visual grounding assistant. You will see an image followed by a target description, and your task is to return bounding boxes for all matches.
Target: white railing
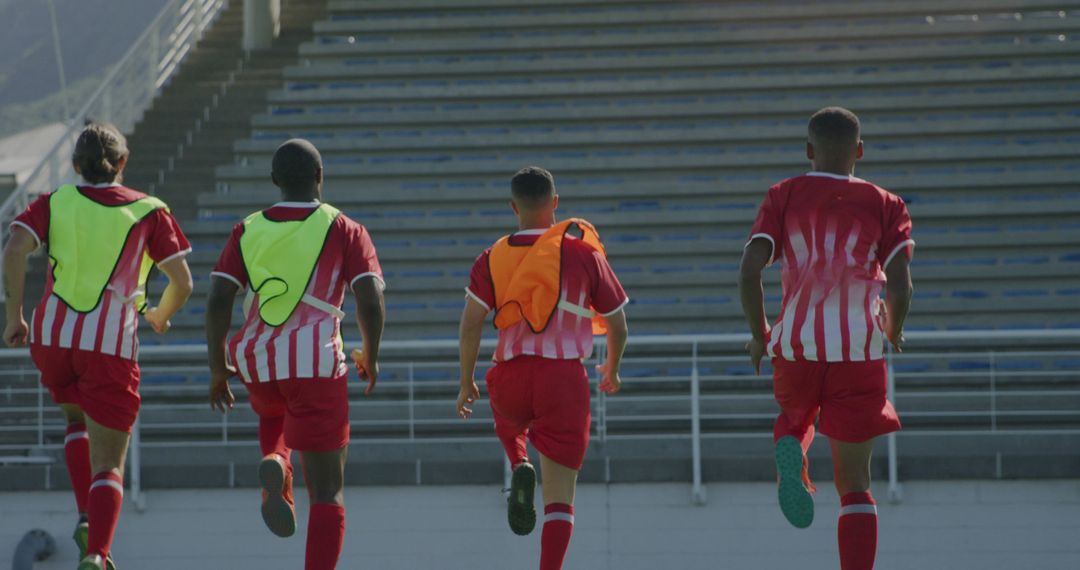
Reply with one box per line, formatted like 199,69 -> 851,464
0,330 -> 1078,510
0,0 -> 228,247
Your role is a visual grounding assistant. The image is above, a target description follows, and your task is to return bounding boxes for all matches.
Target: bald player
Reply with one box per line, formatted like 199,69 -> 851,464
206,139 -> 386,569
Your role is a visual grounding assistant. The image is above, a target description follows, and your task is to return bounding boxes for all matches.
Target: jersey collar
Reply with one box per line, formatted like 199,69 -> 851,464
273,200 -> 321,208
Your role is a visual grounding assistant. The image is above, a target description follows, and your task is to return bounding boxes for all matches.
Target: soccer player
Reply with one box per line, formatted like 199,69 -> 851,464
739,107 -> 914,569
2,122 -> 194,570
205,139 -> 385,570
457,166 -> 629,570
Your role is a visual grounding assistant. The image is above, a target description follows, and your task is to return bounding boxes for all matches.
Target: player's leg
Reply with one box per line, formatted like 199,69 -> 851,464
529,359 -> 591,570
829,438 -> 877,570
300,447 -> 348,570
537,453 -> 578,570
818,360 -> 901,570
60,404 -> 93,556
771,359 -> 826,528
80,416 -> 130,570
30,344 -> 91,547
486,361 -> 538,535
278,376 -> 351,570
245,380 -> 297,538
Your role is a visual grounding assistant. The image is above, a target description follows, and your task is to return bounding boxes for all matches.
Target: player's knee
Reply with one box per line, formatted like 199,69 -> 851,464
311,487 -> 344,505
833,470 -> 871,495
60,404 -> 85,424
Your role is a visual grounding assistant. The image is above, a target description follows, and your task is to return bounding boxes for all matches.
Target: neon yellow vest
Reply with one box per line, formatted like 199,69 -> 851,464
239,203 -> 340,326
48,184 -> 167,314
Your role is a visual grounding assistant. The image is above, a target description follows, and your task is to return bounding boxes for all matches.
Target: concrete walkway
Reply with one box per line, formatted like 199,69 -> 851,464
2,480 -> 1078,569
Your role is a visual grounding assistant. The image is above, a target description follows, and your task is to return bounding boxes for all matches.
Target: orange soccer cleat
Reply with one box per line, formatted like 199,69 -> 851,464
259,454 -> 297,538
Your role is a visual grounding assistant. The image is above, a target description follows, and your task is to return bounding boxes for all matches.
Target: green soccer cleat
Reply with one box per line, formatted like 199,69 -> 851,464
78,555 -> 104,570
259,454 -> 297,538
74,522 -> 117,569
507,462 -> 537,536
73,520 -> 89,559
775,436 -> 814,529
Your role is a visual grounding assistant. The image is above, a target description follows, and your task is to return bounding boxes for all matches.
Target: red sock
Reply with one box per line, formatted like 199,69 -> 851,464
540,503 -> 574,570
838,491 -> 878,570
86,472 -> 124,559
64,423 -> 91,514
259,416 -> 292,470
305,503 -> 345,570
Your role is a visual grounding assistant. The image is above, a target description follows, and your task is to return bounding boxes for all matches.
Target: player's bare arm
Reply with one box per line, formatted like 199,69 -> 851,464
598,308 -> 627,394
205,275 -> 239,412
456,297 -> 488,418
351,276 -> 385,395
2,226 -> 38,347
144,256 -> 193,335
739,238 -> 773,374
883,254 -> 913,352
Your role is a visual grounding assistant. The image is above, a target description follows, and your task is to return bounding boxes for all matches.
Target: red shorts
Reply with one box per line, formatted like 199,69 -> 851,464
243,376 -> 350,452
485,356 -> 591,470
30,344 -> 141,433
772,358 -> 901,444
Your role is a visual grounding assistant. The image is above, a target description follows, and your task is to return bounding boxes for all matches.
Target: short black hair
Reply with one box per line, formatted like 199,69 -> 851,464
510,166 -> 555,207
272,138 -> 322,190
808,107 -> 861,155
73,121 -> 128,184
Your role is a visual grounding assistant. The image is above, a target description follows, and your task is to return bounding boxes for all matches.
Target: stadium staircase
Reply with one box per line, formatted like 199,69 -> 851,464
3,0 -> 1080,491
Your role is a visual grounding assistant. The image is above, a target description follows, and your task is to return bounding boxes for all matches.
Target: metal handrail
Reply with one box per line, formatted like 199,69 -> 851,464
0,0 -> 228,265
0,329 -> 1078,508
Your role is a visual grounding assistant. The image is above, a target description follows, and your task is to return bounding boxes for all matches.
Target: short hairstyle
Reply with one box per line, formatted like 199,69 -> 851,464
510,166 -> 555,208
808,107 -> 861,155
72,121 -> 129,184
272,138 -> 322,190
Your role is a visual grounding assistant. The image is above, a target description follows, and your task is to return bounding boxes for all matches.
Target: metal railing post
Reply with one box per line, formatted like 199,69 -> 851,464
408,363 -> 415,441
886,345 -> 901,503
690,341 -> 706,505
36,380 -> 44,448
130,415 -> 146,512
989,351 -> 1001,479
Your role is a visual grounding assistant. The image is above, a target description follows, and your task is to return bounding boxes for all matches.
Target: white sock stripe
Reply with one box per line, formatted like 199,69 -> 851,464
90,478 -> 124,495
64,431 -> 89,444
839,504 -> 878,517
545,512 -> 575,524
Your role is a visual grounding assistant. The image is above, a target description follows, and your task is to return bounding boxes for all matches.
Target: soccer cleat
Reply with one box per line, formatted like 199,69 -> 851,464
78,554 -> 104,570
74,521 -> 117,570
507,462 -> 537,536
259,454 -> 297,538
775,436 -> 814,529
73,520 -> 89,559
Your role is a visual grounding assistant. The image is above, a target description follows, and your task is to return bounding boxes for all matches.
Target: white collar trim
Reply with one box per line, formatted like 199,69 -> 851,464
273,201 -> 321,208
83,181 -> 121,188
514,228 -> 548,236
805,171 -> 859,181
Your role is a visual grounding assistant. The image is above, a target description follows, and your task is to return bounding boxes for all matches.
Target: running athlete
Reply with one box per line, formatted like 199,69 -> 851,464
3,122 -> 194,570
457,166 -> 629,570
739,107 -> 914,570
205,139 -> 385,570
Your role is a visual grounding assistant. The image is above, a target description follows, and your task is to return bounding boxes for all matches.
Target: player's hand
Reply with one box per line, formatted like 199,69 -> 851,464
144,307 -> 171,335
886,328 -> 905,353
747,337 -> 767,375
456,381 -> 480,419
3,318 -> 29,347
352,349 -> 379,395
597,361 -> 621,394
209,366 -> 236,413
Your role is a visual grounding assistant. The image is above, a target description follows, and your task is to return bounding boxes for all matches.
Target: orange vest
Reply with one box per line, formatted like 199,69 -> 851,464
490,218 -> 608,336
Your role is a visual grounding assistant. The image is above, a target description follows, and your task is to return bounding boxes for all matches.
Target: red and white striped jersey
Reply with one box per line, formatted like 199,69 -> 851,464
212,202 -> 383,383
748,172 -> 914,362
12,184 -> 191,360
467,229 -> 628,363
